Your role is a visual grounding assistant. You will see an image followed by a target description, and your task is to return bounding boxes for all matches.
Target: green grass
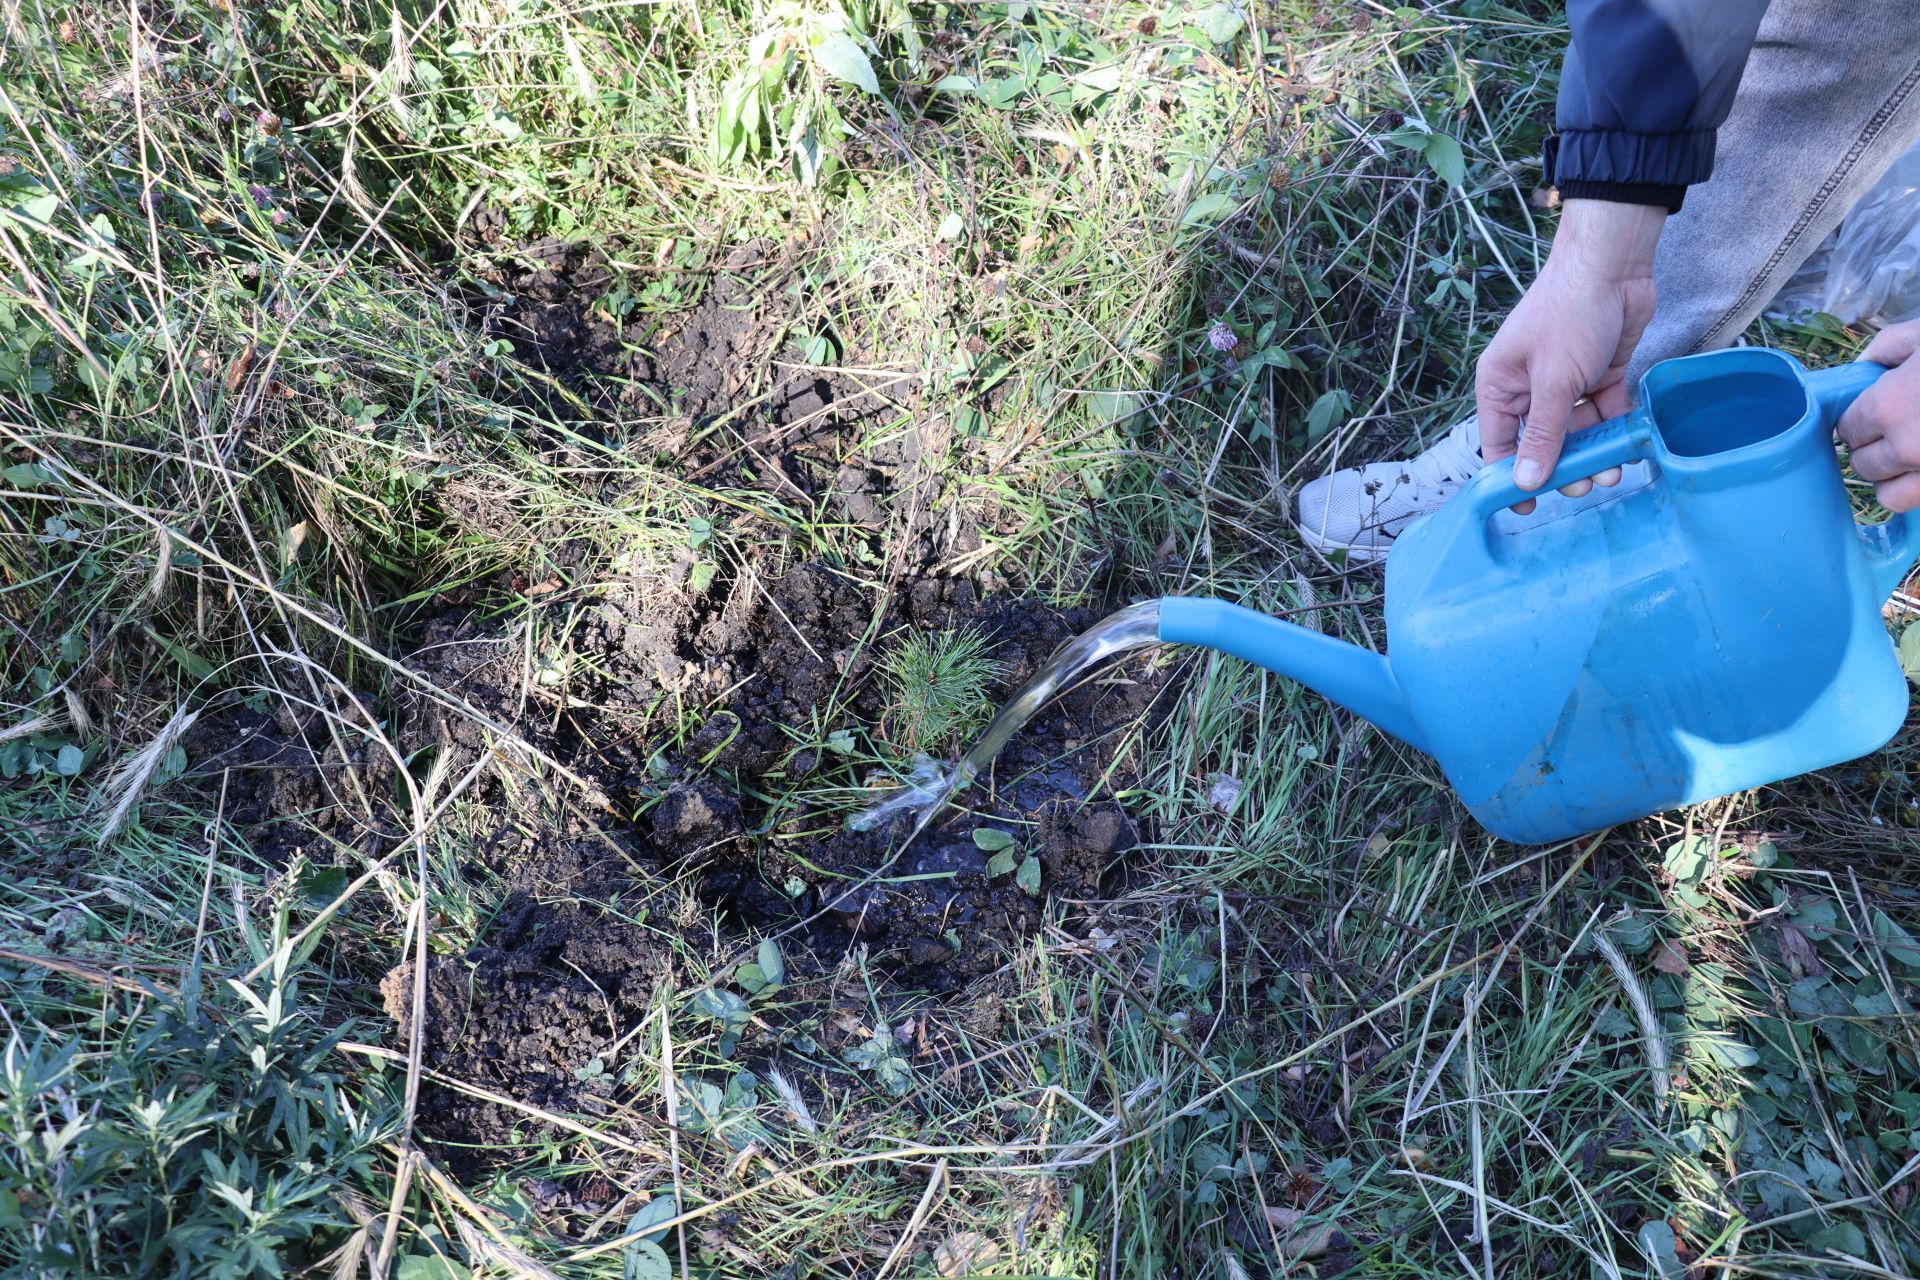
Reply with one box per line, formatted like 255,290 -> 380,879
4,1 -> 1920,1277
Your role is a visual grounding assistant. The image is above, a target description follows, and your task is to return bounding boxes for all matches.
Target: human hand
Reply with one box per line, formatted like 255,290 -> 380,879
1475,200 -> 1666,512
1837,320 -> 1920,512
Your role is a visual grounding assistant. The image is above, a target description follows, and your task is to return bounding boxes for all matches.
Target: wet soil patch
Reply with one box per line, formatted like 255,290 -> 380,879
680,564 -> 1166,984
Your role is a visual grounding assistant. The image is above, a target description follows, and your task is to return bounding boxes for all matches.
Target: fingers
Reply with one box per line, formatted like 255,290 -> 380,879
1476,398 -> 1522,465
1877,472 -> 1920,513
1511,362 -> 1581,491
1556,464 -> 1625,499
1552,401 -> 1617,497
1837,376 -> 1888,452
1862,319 -> 1920,367
1474,337 -> 1529,465
1850,437 -> 1903,482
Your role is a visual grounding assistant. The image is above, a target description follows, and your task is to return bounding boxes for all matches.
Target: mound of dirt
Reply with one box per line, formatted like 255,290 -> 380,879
393,563 -> 1167,986
197,561 -> 1170,1155
387,826 -> 682,1148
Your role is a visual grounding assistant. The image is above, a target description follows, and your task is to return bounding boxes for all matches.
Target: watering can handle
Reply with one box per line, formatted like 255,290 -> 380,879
1809,359 -> 1920,599
1459,408 -> 1656,521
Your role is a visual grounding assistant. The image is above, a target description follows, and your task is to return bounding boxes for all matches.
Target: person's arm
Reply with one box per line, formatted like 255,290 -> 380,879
1479,0 -> 1772,501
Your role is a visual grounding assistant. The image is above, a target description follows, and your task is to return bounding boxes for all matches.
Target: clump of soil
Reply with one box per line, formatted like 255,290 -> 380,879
178,697 -> 401,869
392,828 -> 682,1145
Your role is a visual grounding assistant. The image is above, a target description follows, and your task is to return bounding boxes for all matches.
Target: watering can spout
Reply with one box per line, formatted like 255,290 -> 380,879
1157,597 -> 1428,753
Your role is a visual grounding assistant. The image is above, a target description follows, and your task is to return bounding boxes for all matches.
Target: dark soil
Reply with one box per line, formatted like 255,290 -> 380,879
198,557 -> 1171,1156
399,564 -> 1166,1153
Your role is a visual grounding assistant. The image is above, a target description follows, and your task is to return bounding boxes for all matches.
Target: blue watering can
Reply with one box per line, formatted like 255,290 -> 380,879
1159,347 -> 1920,843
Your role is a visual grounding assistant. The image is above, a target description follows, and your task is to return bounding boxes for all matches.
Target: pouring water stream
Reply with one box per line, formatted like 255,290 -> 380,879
851,599 -> 1166,838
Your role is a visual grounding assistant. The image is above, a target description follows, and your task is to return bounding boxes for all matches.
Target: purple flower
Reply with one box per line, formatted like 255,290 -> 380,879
1207,320 -> 1237,352
249,184 -> 273,209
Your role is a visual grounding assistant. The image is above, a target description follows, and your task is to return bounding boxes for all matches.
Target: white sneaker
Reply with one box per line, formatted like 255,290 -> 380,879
1295,416 -> 1487,563
1295,415 -> 1654,563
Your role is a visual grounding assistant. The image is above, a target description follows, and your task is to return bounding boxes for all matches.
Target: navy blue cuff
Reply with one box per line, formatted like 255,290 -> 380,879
1544,129 -> 1715,209
1555,178 -> 1687,213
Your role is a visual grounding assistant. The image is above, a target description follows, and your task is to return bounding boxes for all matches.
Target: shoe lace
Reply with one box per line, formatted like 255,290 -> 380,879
1419,415 -> 1484,485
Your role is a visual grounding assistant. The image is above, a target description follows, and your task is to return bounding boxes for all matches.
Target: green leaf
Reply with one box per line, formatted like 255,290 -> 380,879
9,192 -> 57,228
757,937 -> 785,988
931,74 -> 976,95
141,626 -> 218,684
1803,1147 -> 1847,1196
1696,1035 -> 1761,1069
1,462 -> 52,489
1899,623 -> 1920,681
809,29 -> 880,95
1015,855 -> 1042,896
394,1258 -> 471,1280
1086,388 -> 1144,427
1607,910 -> 1655,954
622,1238 -> 673,1280
626,1193 -> 678,1245
691,987 -> 749,1023
1873,909 -> 1920,967
1594,1006 -> 1635,1038
1075,61 -> 1125,94
1421,132 -> 1466,186
54,743 -> 83,777
1179,191 -> 1237,227
296,865 -> 351,910
1807,1222 -> 1867,1257
0,1187 -> 18,1227
1662,836 -> 1713,885
1635,1220 -> 1685,1280
1304,389 -> 1351,443
824,728 -> 856,754
985,849 -> 1017,878
689,562 -> 717,593
1196,2 -> 1245,45
972,827 -> 1015,852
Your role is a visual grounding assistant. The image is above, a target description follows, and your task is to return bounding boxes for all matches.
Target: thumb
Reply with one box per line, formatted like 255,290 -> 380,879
1512,363 -> 1578,491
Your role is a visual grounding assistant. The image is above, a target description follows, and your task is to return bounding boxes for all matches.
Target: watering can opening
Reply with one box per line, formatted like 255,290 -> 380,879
1641,347 -> 1809,459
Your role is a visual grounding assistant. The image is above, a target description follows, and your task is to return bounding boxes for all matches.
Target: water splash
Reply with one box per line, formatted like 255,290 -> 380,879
851,599 -> 1165,838
845,755 -> 947,832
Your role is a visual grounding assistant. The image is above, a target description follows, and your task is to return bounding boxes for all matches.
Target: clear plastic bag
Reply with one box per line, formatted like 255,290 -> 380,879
1768,136 -> 1920,329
